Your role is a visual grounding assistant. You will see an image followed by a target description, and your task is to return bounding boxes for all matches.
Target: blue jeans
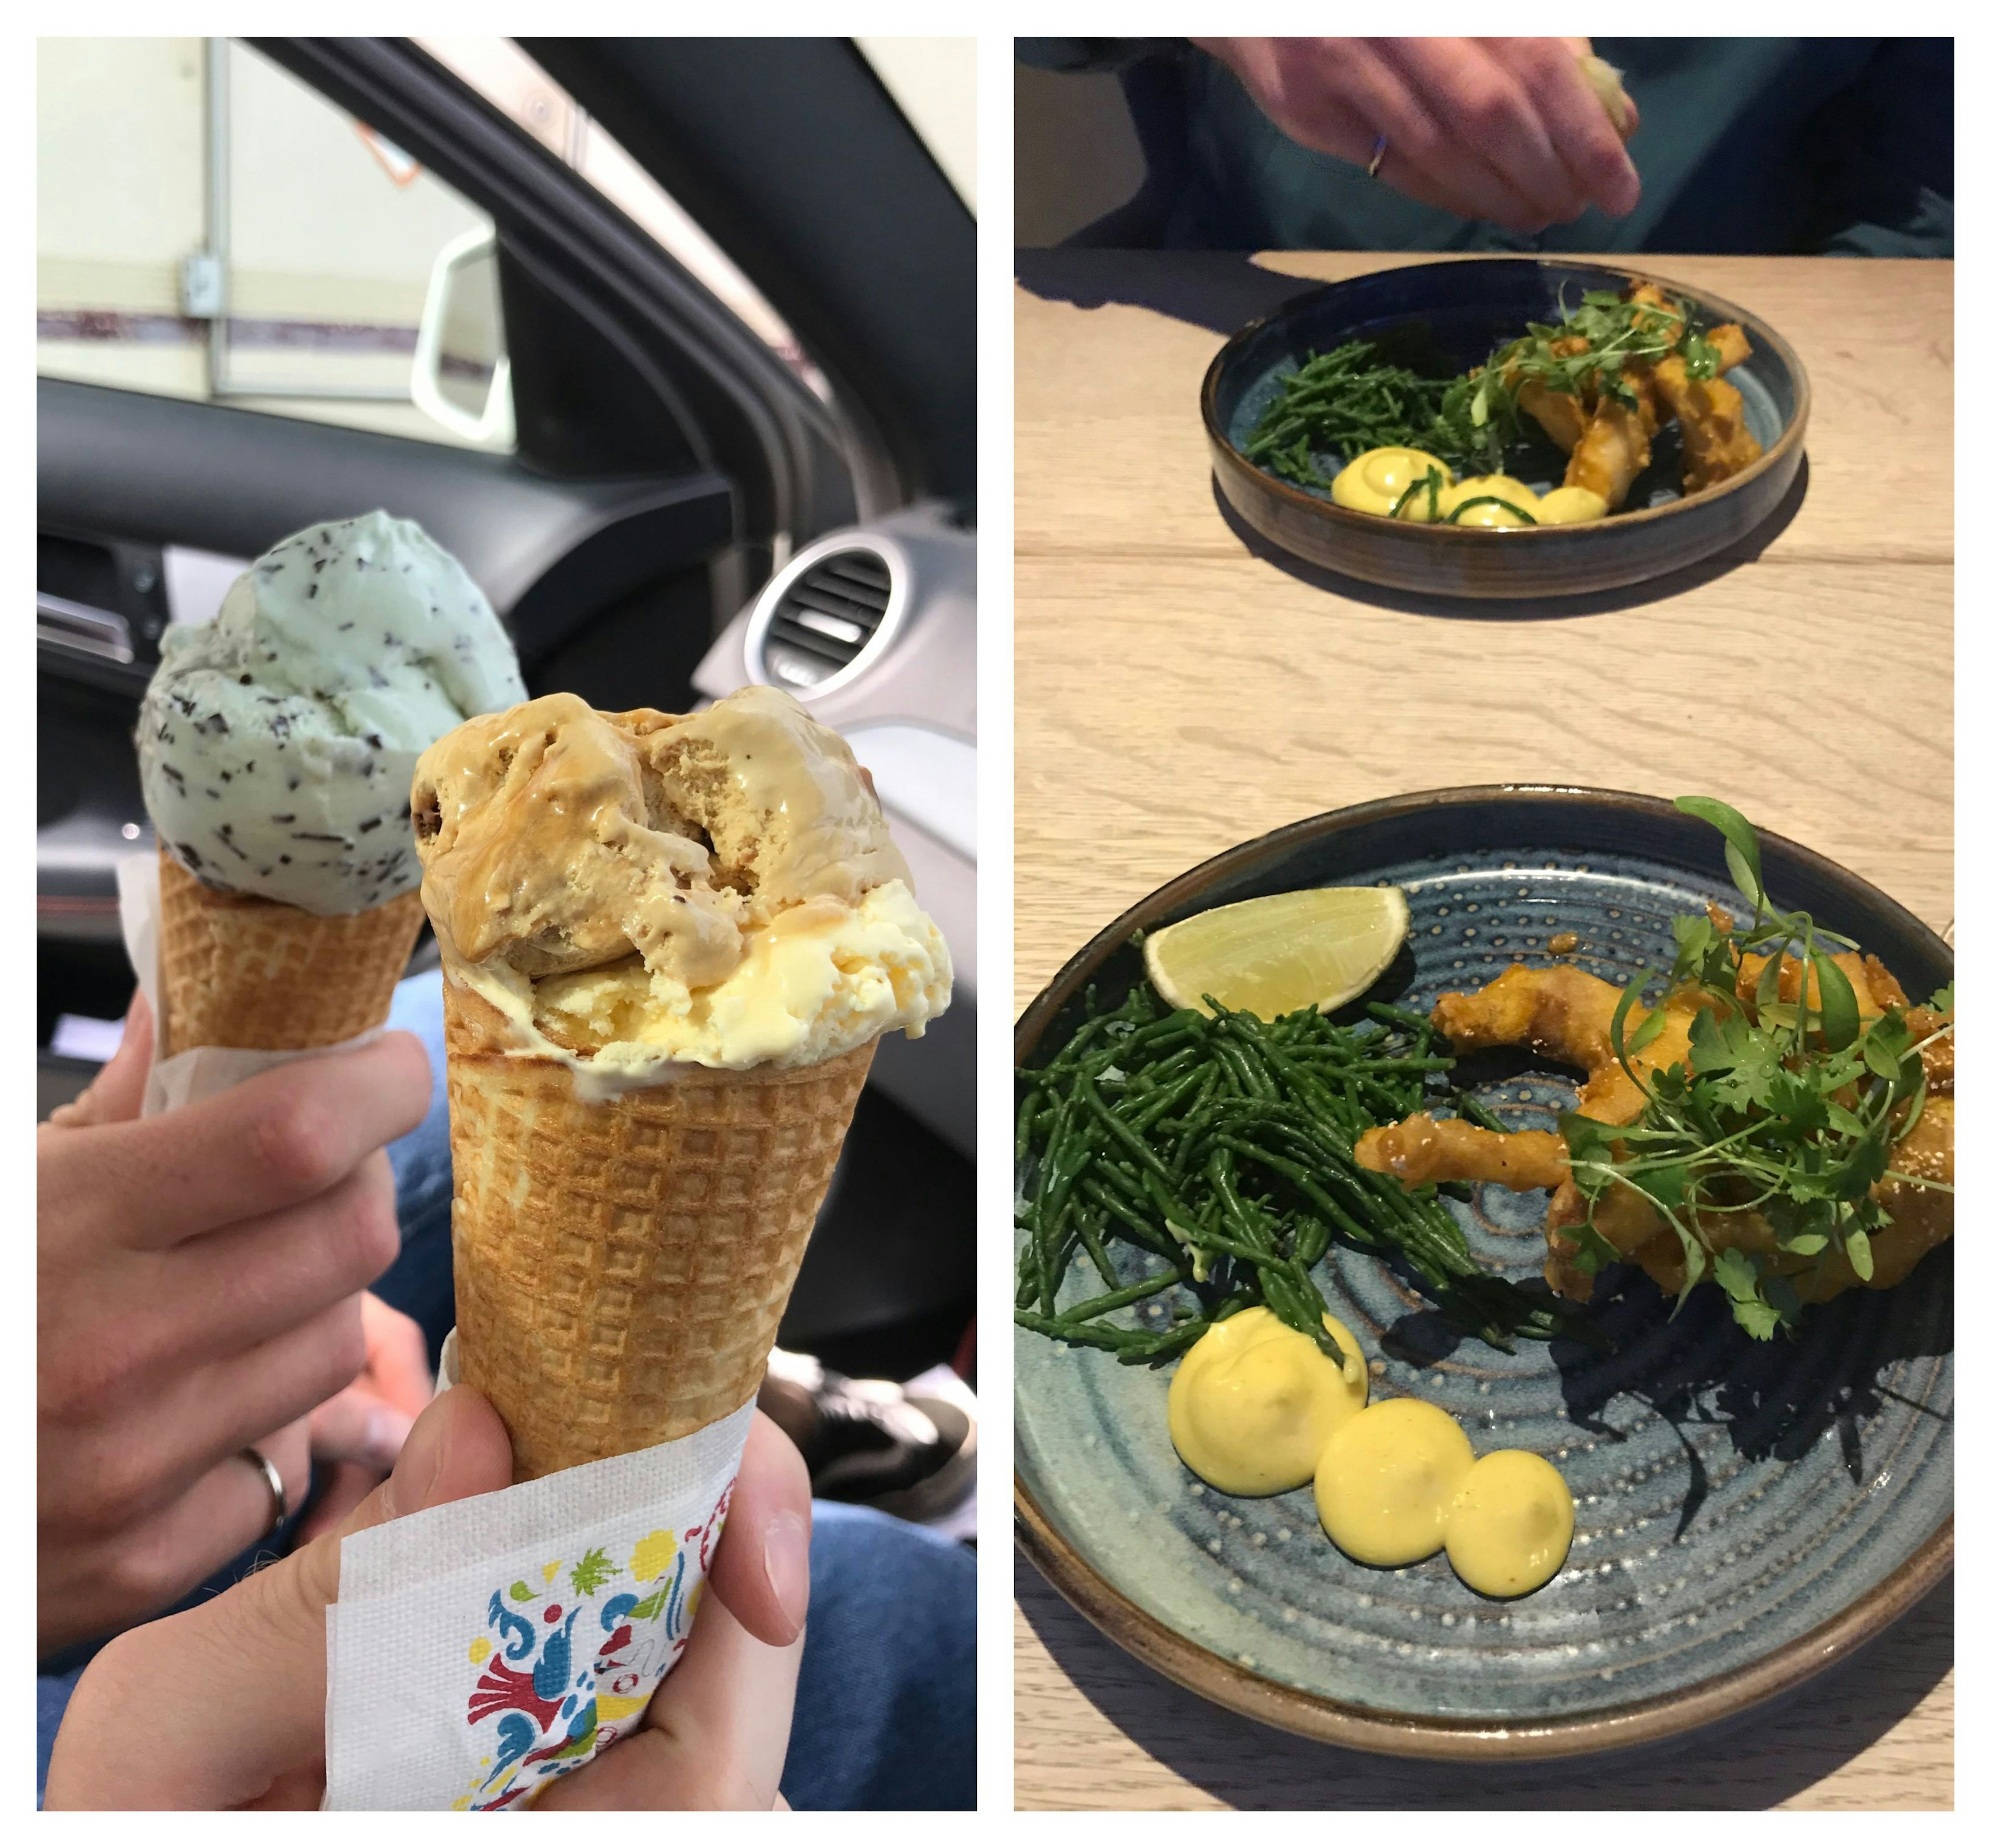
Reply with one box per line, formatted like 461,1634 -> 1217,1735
37,971 -> 974,1810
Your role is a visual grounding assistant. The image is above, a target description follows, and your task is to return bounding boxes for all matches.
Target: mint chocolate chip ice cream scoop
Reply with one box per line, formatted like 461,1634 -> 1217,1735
137,511 -> 526,915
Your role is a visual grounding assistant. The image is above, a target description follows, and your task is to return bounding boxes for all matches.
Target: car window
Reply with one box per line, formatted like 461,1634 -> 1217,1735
37,37 -> 513,453
414,36 -> 832,404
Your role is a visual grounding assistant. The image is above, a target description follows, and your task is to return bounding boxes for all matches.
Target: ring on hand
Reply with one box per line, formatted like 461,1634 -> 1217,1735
240,1446 -> 288,1540
1366,134 -> 1389,179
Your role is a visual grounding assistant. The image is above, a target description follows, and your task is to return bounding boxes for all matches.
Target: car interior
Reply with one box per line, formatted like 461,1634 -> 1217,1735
38,38 -> 976,1517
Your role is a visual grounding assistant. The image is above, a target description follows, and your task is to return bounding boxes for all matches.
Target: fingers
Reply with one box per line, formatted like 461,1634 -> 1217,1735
1199,37 -> 1639,234
708,1413 -> 812,1648
55,1029 -> 431,1252
281,1386 -> 515,1621
45,991 -> 153,1129
292,1459 -> 383,1545
354,1292 -> 433,1415
39,1420 -> 313,1655
1375,39 -> 1570,229
125,1295 -> 373,1511
46,1287 -> 362,1545
540,1591 -> 802,1811
1498,38 -> 1641,217
310,1383 -> 418,1473
43,1389 -> 512,1811
133,1151 -> 403,1363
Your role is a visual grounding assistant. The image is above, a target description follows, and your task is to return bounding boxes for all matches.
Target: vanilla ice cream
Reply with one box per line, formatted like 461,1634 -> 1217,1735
412,686 -> 951,1084
137,511 -> 525,914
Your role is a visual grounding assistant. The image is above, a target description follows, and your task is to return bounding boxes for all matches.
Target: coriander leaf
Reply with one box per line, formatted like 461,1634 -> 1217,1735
1764,1067 -> 1830,1134
1732,1296 -> 1786,1340
1559,1111 -> 1617,1175
1713,1247 -> 1761,1300
1836,1124 -> 1892,1200
1563,1220 -> 1619,1277
1638,1162 -> 1692,1209
1762,1275 -> 1803,1323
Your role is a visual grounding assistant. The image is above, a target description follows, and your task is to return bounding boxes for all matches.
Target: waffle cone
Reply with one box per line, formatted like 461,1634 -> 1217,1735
155,850 -> 425,1056
442,977 -> 875,1479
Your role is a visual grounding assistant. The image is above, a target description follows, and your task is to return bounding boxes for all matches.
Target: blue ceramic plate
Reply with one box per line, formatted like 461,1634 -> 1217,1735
1015,788 -> 1951,1758
1200,260 -> 1810,600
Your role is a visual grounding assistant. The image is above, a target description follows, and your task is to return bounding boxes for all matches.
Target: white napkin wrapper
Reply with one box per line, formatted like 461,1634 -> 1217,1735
323,1333 -> 752,1809
115,853 -> 381,1115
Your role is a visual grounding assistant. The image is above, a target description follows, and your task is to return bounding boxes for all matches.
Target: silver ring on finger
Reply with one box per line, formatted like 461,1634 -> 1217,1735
1366,134 -> 1389,180
240,1446 -> 288,1541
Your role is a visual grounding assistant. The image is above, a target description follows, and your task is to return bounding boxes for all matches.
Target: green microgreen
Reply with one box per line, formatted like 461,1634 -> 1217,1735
1557,798 -> 1953,1339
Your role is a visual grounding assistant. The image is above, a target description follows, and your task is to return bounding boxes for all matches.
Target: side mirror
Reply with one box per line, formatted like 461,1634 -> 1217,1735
412,225 -> 515,446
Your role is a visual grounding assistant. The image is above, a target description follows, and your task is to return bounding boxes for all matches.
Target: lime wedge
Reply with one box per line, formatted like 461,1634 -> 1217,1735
1144,885 -> 1411,1018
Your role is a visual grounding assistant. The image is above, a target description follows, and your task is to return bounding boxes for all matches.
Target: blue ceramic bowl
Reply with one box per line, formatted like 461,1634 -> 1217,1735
1015,787 -> 1950,1758
1201,261 -> 1810,599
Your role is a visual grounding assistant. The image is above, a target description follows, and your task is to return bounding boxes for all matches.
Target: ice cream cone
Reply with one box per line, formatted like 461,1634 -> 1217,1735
442,978 -> 877,1480
155,848 -> 426,1057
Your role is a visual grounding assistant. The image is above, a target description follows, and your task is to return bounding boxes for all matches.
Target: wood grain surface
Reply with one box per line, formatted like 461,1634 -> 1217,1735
1012,251 -> 1954,1810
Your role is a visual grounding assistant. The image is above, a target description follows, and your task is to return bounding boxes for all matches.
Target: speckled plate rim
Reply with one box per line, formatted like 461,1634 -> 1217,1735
1198,259 -> 1812,546
1014,784 -> 1952,1762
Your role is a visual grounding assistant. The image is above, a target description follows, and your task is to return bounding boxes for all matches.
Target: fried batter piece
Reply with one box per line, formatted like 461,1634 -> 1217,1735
1651,350 -> 1761,493
1355,955 -> 1954,1307
1356,964 -> 1697,1184
1516,285 -> 1762,510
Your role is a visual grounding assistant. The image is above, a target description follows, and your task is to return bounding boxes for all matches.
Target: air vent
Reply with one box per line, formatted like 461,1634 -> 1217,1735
746,540 -> 905,698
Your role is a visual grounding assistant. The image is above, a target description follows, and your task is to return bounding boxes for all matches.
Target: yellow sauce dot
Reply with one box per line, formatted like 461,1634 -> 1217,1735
1168,1307 -> 1368,1495
1330,448 -> 1453,519
1535,484 -> 1609,525
1445,1449 -> 1575,1597
1314,1397 -> 1474,1565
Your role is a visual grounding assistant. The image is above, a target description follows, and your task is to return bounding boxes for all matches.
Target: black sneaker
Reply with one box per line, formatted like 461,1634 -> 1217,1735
758,1348 -> 976,1523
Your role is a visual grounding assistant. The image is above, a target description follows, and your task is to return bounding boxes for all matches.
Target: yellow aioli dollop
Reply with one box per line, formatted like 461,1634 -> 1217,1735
1535,484 -> 1609,526
1168,1306 -> 1368,1495
1330,447 -> 1452,519
1445,1449 -> 1575,1597
1313,1397 -> 1475,1566
1440,474 -> 1543,528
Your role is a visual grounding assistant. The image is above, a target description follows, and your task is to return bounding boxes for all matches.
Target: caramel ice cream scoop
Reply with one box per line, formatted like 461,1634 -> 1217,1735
413,686 -> 949,1081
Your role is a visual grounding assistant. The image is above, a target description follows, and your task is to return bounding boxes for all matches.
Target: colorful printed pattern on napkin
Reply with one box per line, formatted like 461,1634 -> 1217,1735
324,1400 -> 753,1811
456,1479 -> 734,1810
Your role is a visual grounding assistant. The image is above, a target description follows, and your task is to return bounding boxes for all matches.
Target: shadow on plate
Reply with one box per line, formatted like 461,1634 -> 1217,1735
1208,456 -> 1811,622
1015,1553 -> 1950,1809
1547,1244 -> 1952,1534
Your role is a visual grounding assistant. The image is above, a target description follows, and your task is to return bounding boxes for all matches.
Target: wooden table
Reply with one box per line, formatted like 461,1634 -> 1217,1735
1013,251 -> 1954,1810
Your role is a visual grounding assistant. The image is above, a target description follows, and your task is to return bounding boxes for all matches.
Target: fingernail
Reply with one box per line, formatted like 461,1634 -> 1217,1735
384,1402 -> 448,1516
762,1510 -> 811,1636
364,1407 -> 416,1469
